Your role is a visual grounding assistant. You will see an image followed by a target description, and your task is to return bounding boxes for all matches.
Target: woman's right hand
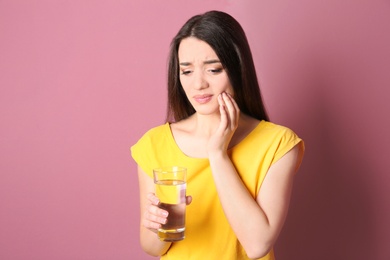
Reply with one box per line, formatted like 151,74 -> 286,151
142,193 -> 193,233
142,193 -> 168,233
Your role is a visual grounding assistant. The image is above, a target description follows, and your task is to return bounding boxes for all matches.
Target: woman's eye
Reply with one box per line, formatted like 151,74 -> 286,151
181,70 -> 192,75
209,68 -> 223,74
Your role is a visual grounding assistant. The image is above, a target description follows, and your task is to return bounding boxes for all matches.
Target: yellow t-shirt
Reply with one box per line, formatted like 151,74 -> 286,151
131,120 -> 304,260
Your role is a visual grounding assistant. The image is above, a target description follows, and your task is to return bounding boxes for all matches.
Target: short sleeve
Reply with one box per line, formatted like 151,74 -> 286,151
271,127 -> 305,172
130,124 -> 173,178
130,134 -> 152,178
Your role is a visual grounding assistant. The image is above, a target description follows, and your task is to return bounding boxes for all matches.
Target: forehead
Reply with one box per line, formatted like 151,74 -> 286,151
178,37 -> 218,62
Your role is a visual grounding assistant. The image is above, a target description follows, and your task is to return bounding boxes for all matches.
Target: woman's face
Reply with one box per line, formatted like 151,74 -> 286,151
178,37 -> 233,116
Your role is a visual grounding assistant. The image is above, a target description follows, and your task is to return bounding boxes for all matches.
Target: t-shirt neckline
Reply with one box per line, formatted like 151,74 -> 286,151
164,120 -> 266,160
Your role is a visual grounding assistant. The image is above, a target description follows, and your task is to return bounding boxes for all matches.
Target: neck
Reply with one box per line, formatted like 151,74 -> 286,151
189,113 -> 222,138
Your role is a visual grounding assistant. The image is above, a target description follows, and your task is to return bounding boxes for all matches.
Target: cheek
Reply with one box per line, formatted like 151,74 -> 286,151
220,79 -> 234,93
216,73 -> 233,91
179,77 -> 190,91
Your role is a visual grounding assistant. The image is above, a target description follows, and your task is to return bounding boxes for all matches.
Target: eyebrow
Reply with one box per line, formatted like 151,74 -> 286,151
179,59 -> 221,66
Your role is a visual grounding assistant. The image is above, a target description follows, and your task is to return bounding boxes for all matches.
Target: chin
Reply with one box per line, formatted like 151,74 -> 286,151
194,106 -> 220,116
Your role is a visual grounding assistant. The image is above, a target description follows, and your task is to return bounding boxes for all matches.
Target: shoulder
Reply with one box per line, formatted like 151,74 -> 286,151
256,121 -> 300,141
130,123 -> 172,169
260,120 -> 291,132
131,123 -> 170,150
259,121 -> 305,168
245,120 -> 304,160
139,123 -> 169,139
146,123 -> 169,134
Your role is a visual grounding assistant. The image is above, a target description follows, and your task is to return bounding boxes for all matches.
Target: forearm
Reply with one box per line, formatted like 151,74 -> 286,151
208,152 -> 276,257
140,227 -> 172,256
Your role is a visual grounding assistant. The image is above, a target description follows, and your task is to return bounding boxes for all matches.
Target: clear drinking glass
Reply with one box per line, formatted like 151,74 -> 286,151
153,166 -> 187,242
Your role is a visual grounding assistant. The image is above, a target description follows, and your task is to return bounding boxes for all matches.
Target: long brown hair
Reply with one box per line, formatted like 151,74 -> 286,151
166,10 -> 269,123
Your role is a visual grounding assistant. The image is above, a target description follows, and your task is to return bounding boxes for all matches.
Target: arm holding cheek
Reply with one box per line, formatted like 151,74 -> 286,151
207,93 -> 302,259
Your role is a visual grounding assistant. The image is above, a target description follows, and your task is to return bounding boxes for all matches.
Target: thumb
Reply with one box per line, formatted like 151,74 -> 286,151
186,195 -> 192,205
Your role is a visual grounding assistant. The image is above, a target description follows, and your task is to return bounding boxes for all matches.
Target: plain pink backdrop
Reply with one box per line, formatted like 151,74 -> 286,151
1,1 -> 389,259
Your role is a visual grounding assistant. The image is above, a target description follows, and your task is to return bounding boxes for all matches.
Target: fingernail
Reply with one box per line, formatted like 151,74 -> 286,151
162,211 -> 168,217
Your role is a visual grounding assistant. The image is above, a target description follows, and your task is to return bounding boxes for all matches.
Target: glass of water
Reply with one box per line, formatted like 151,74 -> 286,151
153,166 -> 187,242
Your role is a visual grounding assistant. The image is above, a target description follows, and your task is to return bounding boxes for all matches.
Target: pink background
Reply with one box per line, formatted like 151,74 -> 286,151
1,1 -> 389,259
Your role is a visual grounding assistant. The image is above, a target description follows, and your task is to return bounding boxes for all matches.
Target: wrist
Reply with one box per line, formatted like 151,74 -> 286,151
208,150 -> 229,161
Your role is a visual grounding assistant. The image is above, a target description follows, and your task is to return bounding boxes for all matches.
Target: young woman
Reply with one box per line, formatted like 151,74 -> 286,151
131,10 -> 304,260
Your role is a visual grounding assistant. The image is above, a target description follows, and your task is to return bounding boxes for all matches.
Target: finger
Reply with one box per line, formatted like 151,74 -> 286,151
227,93 -> 240,113
222,93 -> 237,128
144,193 -> 168,226
150,201 -> 169,219
186,195 -> 192,205
144,204 -> 168,226
143,218 -> 161,231
218,94 -> 229,129
146,192 -> 160,205
227,93 -> 240,126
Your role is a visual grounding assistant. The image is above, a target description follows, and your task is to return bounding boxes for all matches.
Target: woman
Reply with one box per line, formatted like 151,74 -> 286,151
131,10 -> 304,260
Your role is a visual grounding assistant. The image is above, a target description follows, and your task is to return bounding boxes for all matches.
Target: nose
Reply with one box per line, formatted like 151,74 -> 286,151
193,71 -> 208,90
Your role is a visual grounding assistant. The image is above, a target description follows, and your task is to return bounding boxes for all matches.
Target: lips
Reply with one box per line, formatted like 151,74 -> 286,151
193,94 -> 213,104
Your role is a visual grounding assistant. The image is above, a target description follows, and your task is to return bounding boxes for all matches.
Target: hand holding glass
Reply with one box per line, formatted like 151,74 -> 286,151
153,166 -> 187,242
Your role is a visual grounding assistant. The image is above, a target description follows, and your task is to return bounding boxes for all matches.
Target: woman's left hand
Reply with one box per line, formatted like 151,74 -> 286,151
207,92 -> 240,155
